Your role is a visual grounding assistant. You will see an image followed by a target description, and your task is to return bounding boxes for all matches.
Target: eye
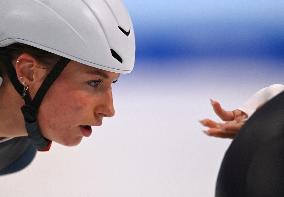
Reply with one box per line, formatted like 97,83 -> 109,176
87,80 -> 102,88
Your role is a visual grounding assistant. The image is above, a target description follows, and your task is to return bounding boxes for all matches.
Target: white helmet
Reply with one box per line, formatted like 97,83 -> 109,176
0,0 -> 135,151
0,0 -> 135,73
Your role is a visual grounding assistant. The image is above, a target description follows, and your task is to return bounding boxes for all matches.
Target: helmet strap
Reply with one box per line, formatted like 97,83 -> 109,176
0,48 -> 70,151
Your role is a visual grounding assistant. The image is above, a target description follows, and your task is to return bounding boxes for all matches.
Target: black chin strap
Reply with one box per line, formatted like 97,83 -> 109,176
0,48 -> 70,151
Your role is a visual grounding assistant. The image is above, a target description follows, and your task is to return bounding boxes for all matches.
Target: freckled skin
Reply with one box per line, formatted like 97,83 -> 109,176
36,61 -> 118,146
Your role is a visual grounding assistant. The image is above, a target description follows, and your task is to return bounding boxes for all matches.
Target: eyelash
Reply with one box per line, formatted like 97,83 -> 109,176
87,79 -> 118,89
87,80 -> 102,88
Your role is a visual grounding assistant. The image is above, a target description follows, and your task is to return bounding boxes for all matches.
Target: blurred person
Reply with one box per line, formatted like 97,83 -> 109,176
200,84 -> 284,196
200,84 -> 284,138
215,89 -> 284,197
0,0 -> 135,175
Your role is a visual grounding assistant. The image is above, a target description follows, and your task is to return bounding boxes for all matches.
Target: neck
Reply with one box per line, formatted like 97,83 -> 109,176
0,82 -> 27,137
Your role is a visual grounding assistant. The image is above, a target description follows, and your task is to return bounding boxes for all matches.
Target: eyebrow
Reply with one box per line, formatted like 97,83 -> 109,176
86,70 -> 109,79
86,69 -> 119,83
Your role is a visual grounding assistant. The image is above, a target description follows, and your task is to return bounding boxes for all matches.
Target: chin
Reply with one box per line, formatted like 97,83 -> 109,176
58,136 -> 83,147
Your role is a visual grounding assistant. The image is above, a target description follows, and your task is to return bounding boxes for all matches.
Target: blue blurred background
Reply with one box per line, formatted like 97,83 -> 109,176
124,0 -> 284,61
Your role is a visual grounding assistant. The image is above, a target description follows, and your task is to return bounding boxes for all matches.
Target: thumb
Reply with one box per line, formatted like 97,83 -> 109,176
210,99 -> 235,121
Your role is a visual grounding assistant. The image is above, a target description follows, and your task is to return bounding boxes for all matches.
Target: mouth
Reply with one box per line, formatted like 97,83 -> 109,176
79,125 -> 92,137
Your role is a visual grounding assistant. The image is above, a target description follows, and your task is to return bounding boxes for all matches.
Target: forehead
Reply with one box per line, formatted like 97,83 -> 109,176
69,61 -> 120,79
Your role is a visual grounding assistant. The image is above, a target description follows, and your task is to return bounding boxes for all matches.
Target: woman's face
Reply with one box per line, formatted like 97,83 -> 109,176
37,61 -> 119,146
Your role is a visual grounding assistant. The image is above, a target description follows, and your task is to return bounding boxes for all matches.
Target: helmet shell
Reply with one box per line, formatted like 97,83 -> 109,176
0,0 -> 135,73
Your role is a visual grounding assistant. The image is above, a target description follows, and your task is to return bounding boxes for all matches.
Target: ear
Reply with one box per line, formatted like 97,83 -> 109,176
15,53 -> 46,86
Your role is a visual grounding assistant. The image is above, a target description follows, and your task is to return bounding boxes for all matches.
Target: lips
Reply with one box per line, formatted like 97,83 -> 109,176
80,125 -> 92,137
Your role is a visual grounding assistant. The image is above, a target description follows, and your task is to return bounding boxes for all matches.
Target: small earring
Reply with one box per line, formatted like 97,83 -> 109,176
22,85 -> 29,97
19,77 -> 29,97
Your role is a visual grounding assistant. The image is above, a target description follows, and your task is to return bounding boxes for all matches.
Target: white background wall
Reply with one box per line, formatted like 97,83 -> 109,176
1,59 -> 283,197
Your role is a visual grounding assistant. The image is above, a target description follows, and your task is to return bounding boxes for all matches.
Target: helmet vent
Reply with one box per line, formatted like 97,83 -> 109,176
110,49 -> 123,63
118,26 -> 130,36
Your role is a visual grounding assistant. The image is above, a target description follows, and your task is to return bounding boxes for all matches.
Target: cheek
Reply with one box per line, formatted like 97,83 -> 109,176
37,85 -> 93,140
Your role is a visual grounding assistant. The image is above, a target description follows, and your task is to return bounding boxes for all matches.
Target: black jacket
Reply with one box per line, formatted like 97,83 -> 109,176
216,91 -> 284,197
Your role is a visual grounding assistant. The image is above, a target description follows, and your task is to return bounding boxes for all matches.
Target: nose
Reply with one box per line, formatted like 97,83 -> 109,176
97,88 -> 115,118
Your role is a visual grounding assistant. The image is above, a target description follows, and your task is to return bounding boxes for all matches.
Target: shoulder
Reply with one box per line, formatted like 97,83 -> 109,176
0,137 -> 37,175
216,92 -> 284,197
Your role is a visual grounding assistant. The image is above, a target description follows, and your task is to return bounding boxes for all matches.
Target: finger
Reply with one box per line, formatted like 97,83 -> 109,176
200,119 -> 220,128
210,99 -> 234,121
221,121 -> 244,132
204,128 -> 236,139
233,110 -> 248,121
208,127 -> 237,135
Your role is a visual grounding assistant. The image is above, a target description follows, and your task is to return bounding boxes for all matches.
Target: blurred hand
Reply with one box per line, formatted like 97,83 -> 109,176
200,99 -> 248,139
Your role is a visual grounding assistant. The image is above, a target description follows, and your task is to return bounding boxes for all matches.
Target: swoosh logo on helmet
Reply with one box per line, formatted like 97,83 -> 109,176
118,26 -> 130,36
